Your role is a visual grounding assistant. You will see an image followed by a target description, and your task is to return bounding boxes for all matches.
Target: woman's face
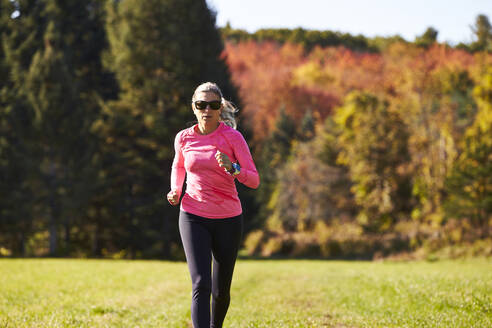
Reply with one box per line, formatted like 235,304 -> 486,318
193,91 -> 222,126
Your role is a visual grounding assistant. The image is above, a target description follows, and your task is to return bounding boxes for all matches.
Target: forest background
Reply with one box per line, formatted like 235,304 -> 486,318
0,0 -> 491,260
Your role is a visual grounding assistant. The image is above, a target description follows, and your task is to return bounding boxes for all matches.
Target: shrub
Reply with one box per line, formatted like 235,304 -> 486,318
243,230 -> 265,255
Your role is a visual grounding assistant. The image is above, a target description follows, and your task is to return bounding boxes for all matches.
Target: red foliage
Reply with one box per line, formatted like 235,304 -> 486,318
224,41 -> 337,142
223,41 -> 483,145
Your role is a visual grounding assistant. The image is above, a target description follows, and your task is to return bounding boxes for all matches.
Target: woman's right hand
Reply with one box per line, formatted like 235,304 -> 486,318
167,190 -> 180,206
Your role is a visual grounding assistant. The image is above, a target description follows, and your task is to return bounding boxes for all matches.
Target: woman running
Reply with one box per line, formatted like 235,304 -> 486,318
167,82 -> 259,328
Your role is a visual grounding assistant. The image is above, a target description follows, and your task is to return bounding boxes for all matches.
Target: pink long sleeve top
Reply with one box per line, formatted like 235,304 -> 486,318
170,122 -> 260,219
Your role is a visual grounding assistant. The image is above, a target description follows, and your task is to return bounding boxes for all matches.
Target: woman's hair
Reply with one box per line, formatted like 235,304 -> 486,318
192,82 -> 238,129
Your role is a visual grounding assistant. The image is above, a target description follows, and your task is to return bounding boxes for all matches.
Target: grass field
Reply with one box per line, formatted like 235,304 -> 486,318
0,258 -> 491,327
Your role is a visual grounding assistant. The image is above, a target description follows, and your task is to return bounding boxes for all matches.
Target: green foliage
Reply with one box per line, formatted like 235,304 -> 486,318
256,108 -> 297,228
0,0 -> 238,259
396,56 -> 477,224
93,0 -> 237,258
25,20 -> 86,255
0,0 -> 107,256
367,35 -> 408,52
264,124 -> 354,233
299,109 -> 315,141
470,14 -> 492,52
260,107 -> 297,168
221,26 -> 375,52
445,68 -> 492,237
0,0 -> 43,256
415,27 -> 438,48
1,5 -> 491,259
221,15 -> 492,53
335,92 -> 412,231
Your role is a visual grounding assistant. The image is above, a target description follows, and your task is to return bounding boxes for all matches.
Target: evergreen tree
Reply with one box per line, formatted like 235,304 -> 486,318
220,26 -> 373,52
299,109 -> 315,141
98,0 -> 237,258
415,27 -> 438,48
256,108 -> 297,230
25,21 -> 83,255
1,0 -> 114,256
470,14 -> 492,52
48,0 -> 116,256
258,107 -> 297,199
0,0 -> 47,255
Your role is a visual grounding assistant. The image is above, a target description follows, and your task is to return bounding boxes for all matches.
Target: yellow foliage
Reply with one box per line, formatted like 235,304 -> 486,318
243,230 -> 265,255
265,212 -> 283,232
143,114 -> 155,128
261,237 -> 283,257
0,247 -> 12,257
291,61 -> 334,88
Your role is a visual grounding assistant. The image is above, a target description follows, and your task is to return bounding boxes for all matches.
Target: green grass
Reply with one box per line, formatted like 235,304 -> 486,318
0,258 -> 491,327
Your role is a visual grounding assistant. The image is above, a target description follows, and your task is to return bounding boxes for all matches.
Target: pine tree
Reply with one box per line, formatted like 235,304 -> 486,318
470,14 -> 492,52
98,0 -> 237,258
257,108 -> 297,231
1,0 -> 114,256
299,109 -> 315,141
46,0 -> 117,256
25,21 -> 83,255
0,0 -> 47,255
415,27 -> 438,48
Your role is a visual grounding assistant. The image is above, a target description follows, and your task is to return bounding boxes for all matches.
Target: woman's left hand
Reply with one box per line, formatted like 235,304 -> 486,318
215,150 -> 232,172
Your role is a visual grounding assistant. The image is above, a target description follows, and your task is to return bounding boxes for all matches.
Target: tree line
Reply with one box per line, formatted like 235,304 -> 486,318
221,14 -> 492,53
224,34 -> 492,259
0,0 -> 237,258
0,1 -> 491,259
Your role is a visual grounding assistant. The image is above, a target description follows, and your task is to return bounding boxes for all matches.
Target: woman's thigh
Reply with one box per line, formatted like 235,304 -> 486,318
179,211 -> 213,284
211,215 -> 243,275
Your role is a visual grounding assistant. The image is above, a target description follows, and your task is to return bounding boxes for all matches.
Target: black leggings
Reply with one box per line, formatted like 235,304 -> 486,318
179,211 -> 243,328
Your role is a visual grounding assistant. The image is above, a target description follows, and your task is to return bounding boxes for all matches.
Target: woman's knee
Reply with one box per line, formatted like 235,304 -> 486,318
192,278 -> 211,299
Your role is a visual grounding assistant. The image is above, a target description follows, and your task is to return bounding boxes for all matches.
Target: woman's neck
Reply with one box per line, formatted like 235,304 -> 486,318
197,121 -> 220,135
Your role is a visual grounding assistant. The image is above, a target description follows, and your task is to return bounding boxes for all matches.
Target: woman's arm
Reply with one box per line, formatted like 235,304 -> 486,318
170,132 -> 186,198
232,133 -> 260,189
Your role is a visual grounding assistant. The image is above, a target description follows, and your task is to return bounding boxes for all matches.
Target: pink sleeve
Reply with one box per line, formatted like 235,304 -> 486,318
232,133 -> 260,189
171,132 -> 186,197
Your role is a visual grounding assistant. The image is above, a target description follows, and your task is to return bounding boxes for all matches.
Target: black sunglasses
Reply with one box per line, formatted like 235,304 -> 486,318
194,100 -> 222,110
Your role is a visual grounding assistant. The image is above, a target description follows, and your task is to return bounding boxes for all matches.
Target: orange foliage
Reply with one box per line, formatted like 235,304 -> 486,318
224,41 -> 337,142
224,41 -> 485,146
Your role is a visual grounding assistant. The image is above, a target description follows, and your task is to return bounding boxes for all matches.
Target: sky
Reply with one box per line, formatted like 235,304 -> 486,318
206,0 -> 492,45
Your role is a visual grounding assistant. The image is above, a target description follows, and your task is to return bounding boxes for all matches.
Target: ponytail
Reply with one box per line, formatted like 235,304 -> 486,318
220,99 -> 238,129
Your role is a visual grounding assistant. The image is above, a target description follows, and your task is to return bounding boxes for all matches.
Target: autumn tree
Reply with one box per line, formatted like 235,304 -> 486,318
265,117 -> 355,233
445,68 -> 492,237
335,92 -> 413,231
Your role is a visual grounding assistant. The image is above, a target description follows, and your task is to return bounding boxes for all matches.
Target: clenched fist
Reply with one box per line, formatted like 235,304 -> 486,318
167,190 -> 179,206
215,150 -> 232,172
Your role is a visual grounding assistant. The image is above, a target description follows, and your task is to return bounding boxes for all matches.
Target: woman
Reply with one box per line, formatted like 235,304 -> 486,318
167,82 -> 259,328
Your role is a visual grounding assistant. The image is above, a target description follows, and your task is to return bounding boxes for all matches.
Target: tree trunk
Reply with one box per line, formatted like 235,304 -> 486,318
92,222 -> 101,257
48,160 -> 59,257
64,217 -> 70,255
19,232 -> 25,257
